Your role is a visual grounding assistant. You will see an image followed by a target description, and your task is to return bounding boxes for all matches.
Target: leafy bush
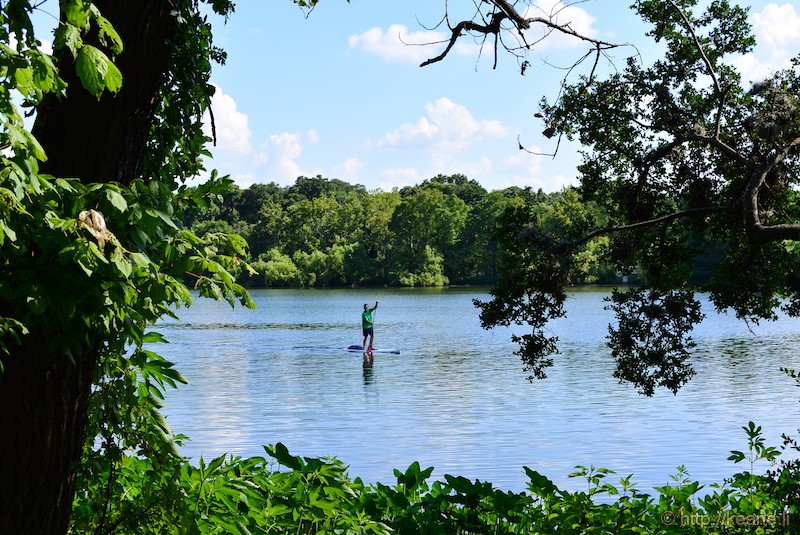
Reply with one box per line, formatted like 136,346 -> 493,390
397,246 -> 449,287
248,248 -> 300,287
71,421 -> 797,534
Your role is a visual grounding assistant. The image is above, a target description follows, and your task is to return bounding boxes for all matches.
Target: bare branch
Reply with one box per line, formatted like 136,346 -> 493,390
421,0 -> 628,68
492,0 -> 530,30
572,205 -> 731,249
617,132 -> 800,247
208,102 -> 217,147
421,19 -> 500,67
516,133 -> 561,158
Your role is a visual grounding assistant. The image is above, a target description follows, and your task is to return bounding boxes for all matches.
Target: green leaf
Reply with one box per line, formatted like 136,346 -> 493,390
54,178 -> 78,193
524,467 -> 558,496
728,450 -> 745,463
75,45 -> 122,98
0,220 -> 17,243
206,454 -> 226,477
63,0 -> 91,30
105,189 -> 128,212
110,247 -> 132,278
54,24 -> 83,57
103,62 -> 122,94
129,252 -> 151,267
13,67 -> 34,95
265,443 -> 303,471
142,331 -> 168,344
226,233 -> 249,256
160,366 -> 188,386
96,16 -> 123,55
6,123 -> 28,151
152,209 -> 179,230
444,474 -> 474,494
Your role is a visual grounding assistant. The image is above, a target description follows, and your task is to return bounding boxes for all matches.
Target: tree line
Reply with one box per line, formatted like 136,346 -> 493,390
186,173 -> 623,288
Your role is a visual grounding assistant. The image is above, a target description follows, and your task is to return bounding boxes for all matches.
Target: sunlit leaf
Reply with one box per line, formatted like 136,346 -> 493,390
105,189 -> 127,212
75,45 -> 122,98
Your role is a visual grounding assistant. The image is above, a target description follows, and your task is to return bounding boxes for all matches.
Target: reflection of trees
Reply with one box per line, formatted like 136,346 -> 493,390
444,1 -> 800,395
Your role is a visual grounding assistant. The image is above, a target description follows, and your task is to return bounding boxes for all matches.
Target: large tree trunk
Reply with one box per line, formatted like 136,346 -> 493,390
0,336 -> 97,534
33,0 -> 176,185
0,2 -> 176,533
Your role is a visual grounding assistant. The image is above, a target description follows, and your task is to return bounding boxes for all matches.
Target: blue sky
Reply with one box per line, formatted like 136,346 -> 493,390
24,1 -> 798,193
199,1 -> 800,194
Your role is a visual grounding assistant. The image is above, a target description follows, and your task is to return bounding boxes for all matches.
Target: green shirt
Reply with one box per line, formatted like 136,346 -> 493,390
362,309 -> 374,329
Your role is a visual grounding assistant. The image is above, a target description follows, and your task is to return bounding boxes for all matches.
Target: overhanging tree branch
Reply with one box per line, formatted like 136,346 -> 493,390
571,205 -> 731,249
576,135 -> 799,250
421,0 -> 627,68
421,19 -> 500,67
744,135 -> 800,243
420,0 -> 798,397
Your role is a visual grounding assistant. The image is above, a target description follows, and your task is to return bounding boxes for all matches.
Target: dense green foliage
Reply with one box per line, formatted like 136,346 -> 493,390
0,1 -> 250,531
185,175 -> 621,289
71,413 -> 800,534
469,0 -> 800,395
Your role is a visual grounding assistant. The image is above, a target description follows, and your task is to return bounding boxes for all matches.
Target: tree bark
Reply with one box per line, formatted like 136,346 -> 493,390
0,335 -> 97,535
32,0 -> 177,184
0,2 -> 176,533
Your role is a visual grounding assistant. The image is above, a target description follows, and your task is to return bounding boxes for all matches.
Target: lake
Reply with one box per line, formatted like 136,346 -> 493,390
156,287 -> 800,493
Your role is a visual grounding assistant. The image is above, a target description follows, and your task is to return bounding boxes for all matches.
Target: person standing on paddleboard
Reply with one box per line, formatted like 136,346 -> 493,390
362,301 -> 379,351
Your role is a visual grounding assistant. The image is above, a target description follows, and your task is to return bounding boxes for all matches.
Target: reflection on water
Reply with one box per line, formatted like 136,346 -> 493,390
157,288 -> 800,492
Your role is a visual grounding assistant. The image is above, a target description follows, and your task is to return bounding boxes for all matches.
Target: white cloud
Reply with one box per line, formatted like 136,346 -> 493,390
522,0 -> 598,50
200,88 -> 328,185
428,98 -> 507,148
204,86 -> 252,156
376,116 -> 437,147
752,3 -> 800,49
376,97 -> 508,153
366,98 -> 515,191
502,149 -> 542,176
380,167 -> 423,191
258,132 -> 305,183
348,24 -> 474,63
39,40 -> 53,55
338,156 -> 364,176
437,156 -> 493,177
735,3 -> 800,83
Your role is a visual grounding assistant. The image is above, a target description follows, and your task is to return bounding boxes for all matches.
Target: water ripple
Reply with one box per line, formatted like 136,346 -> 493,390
159,288 -> 800,493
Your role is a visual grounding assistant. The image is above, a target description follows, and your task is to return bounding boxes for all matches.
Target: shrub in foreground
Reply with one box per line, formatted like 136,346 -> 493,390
71,422 -> 798,534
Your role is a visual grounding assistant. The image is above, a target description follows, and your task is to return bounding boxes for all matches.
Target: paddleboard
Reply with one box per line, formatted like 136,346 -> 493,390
347,345 -> 400,354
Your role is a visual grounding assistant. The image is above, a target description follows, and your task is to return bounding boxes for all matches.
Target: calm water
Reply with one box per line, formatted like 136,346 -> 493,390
156,287 -> 800,493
